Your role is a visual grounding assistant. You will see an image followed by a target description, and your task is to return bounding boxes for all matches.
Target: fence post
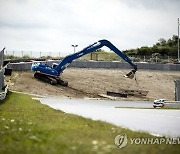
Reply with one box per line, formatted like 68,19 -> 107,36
0,48 -> 5,89
0,48 -> 5,67
90,53 -> 92,60
96,53 -> 98,61
168,56 -> 169,63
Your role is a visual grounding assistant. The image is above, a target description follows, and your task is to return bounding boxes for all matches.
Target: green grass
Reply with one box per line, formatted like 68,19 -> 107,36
0,92 -> 179,154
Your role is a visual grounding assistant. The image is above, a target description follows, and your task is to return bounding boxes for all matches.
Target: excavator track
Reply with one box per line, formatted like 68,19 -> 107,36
34,72 -> 68,86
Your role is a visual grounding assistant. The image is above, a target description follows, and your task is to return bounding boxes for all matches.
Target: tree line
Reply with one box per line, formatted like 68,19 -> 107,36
123,35 -> 179,57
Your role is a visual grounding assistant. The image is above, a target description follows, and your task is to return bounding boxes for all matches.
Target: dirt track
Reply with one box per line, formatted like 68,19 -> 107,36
5,68 -> 180,101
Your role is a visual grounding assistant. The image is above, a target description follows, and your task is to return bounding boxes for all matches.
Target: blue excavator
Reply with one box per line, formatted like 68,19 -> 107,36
31,39 -> 137,86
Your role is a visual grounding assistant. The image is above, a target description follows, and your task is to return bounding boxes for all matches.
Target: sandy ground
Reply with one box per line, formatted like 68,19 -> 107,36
5,68 -> 180,101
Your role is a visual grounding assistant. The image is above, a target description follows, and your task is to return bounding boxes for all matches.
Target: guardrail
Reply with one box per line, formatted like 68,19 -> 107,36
0,85 -> 8,100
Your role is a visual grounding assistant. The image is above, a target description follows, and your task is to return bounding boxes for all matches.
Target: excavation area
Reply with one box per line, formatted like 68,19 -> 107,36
6,68 -> 180,101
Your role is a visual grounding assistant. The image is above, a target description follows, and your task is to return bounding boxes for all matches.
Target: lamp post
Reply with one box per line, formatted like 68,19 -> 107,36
178,18 -> 180,62
71,45 -> 78,53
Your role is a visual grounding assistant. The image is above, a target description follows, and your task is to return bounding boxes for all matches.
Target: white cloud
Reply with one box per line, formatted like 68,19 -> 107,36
0,0 -> 179,55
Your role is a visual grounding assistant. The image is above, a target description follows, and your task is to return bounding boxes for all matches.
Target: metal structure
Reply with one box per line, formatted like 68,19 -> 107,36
175,80 -> 180,101
72,44 -> 78,53
0,48 -> 5,90
32,39 -> 137,86
178,18 -> 180,62
0,48 -> 9,101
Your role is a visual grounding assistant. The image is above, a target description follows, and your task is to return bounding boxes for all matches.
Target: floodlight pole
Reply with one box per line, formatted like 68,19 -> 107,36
72,45 -> 78,53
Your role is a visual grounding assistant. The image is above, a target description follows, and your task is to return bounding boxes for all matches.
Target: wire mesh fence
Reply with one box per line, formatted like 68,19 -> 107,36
79,52 -> 178,63
4,50 -> 179,63
4,50 -> 63,59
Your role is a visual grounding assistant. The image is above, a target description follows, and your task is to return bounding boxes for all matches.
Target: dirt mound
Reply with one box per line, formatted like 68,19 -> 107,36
5,68 -> 180,101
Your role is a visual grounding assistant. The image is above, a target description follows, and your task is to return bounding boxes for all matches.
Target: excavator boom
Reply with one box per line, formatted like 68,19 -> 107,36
54,40 -> 137,75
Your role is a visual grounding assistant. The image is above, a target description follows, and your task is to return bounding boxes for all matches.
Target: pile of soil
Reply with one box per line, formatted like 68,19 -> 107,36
5,68 -> 180,101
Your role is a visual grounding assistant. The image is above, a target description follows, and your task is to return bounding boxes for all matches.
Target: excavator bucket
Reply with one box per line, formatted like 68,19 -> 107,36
124,69 -> 136,79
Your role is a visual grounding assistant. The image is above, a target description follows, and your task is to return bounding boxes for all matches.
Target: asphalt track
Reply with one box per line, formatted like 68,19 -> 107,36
39,97 -> 180,137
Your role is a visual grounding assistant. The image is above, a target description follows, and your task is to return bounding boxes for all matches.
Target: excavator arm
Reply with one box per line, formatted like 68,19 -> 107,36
54,39 -> 137,76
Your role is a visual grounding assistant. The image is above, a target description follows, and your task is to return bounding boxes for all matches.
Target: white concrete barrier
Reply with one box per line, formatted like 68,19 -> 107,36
9,60 -> 180,71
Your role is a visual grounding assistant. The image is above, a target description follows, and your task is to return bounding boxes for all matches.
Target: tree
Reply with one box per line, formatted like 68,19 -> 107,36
158,38 -> 166,46
137,46 -> 152,55
122,35 -> 179,56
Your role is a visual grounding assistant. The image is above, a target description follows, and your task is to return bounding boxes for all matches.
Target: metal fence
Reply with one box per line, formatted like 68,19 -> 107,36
5,50 -> 178,63
5,50 -> 65,59
80,53 -> 178,63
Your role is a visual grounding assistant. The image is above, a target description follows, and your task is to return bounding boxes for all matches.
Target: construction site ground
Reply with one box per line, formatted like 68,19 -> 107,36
5,68 -> 180,101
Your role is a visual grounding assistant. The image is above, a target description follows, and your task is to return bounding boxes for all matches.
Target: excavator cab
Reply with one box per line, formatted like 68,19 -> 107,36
124,69 -> 136,79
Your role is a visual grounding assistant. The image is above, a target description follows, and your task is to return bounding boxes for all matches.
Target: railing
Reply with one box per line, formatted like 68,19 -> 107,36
4,50 -> 64,59
0,48 -> 9,101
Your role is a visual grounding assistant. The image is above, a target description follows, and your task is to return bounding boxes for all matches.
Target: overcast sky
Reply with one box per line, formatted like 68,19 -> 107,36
0,0 -> 180,55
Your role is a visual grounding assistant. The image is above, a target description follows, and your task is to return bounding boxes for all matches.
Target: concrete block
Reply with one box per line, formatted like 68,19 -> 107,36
110,62 -> 118,68
93,61 -> 99,68
70,61 -> 76,67
175,80 -> 180,101
86,61 -> 92,68
117,62 -> 124,69
144,63 -> 150,70
148,63 -> 157,70
103,61 -> 110,68
122,62 -> 131,69
169,64 -> 177,71
99,62 -> 104,68
0,70 -> 4,89
8,61 -> 180,72
176,64 -> 180,71
75,61 -> 83,68
20,64 -> 25,70
86,61 -> 93,68
28,63 -> 32,70
163,64 -> 170,71
81,61 -> 87,68
136,63 -> 143,69
86,61 -> 91,68
156,64 -> 164,70
11,63 -> 21,71
97,61 -> 104,68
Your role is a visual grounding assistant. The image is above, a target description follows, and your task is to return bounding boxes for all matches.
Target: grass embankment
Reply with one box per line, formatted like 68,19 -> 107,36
0,92 -> 179,154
